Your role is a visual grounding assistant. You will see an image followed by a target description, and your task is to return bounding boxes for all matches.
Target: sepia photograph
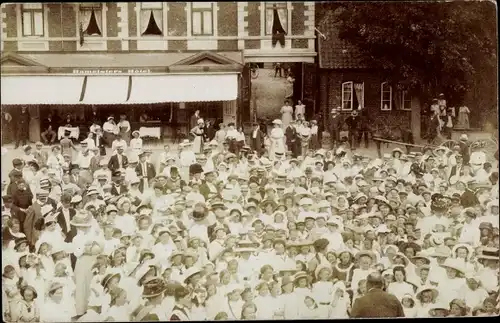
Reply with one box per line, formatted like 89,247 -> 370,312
0,1 -> 498,321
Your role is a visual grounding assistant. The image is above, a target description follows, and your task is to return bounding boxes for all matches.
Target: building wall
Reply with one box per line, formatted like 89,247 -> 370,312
318,69 -> 411,130
1,2 -> 314,57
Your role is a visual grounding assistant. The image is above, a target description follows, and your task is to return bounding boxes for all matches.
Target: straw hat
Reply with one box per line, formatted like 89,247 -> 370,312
272,119 -> 282,125
451,243 -> 474,260
293,271 -> 309,282
48,282 -> 64,294
440,258 -> 466,276
355,250 -> 377,263
101,272 -> 121,290
415,285 -> 439,302
142,277 -> 167,298
70,210 -> 93,227
428,302 -> 449,316
182,267 -> 202,283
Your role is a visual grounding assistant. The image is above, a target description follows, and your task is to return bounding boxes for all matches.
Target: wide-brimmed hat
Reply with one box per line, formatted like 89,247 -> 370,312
429,303 -> 449,316
70,210 -> 93,227
440,258 -> 466,276
430,246 -> 451,258
412,252 -> 431,265
272,119 -> 282,125
476,247 -> 499,261
293,271 -> 309,282
48,281 -> 64,294
415,285 -> 439,302
142,277 -> 168,298
101,272 -> 121,290
182,267 -> 203,283
451,243 -> 474,260
355,250 -> 377,263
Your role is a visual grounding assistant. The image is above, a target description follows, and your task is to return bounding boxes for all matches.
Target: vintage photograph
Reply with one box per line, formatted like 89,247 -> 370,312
0,1 -> 498,321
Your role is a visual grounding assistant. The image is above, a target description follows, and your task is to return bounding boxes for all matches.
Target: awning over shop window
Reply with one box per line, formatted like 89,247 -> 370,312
81,76 -> 130,104
1,76 -> 84,105
127,74 -> 238,104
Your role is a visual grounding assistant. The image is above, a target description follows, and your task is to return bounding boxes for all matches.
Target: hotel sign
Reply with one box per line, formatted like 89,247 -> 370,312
72,68 -> 153,74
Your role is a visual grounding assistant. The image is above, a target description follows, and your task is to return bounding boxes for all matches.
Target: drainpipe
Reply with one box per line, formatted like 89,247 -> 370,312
60,4 -> 63,49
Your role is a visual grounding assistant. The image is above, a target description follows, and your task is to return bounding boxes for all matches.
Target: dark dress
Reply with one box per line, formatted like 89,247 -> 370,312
350,288 -> 405,318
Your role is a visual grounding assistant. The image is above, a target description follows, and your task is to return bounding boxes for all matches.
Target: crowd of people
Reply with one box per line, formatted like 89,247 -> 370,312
1,106 -> 499,322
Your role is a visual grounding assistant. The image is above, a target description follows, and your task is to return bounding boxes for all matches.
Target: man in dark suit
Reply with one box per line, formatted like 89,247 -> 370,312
285,120 -> 300,158
57,194 -> 77,244
449,154 -> 464,184
108,144 -> 128,172
250,123 -> 265,156
345,110 -> 361,150
199,170 -> 219,201
110,171 -> 129,197
351,272 -> 405,318
135,151 -> 156,193
206,201 -> 231,241
328,107 -> 343,149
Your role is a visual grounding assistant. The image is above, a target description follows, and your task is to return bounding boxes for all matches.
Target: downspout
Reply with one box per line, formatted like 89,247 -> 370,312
60,4 -> 63,50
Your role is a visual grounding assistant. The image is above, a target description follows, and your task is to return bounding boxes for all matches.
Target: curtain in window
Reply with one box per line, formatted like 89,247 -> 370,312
272,9 -> 286,34
277,8 -> 287,33
141,10 -> 162,35
354,83 -> 364,109
82,9 -> 101,36
266,9 -> 273,35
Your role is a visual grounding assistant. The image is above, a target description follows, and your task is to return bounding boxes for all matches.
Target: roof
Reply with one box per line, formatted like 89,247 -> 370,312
317,9 -> 368,69
0,51 -> 243,68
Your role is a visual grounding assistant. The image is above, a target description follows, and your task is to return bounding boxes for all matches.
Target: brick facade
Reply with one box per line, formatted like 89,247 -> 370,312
318,69 -> 411,129
1,2 -> 314,53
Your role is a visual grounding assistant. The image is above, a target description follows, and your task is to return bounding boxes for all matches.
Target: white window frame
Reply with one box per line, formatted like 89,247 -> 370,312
78,3 -> 104,38
380,82 -> 392,111
191,2 -> 214,36
139,2 -> 164,37
400,90 -> 412,111
341,81 -> 353,111
21,3 -> 44,37
264,2 -> 288,36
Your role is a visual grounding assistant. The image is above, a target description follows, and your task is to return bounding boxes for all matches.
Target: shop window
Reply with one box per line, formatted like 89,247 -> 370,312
79,3 -> 103,37
380,82 -> 392,111
342,82 -> 364,111
140,2 -> 163,36
21,3 -> 44,37
191,2 -> 213,36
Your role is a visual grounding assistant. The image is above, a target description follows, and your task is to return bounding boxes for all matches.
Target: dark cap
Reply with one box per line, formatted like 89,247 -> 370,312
2,195 -> 12,203
112,170 -> 121,177
313,238 -> 329,251
12,158 -> 23,167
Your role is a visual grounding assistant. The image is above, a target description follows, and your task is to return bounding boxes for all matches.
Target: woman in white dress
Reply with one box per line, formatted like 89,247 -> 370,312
269,120 -> 286,160
280,100 -> 294,129
387,266 -> 416,301
72,210 -> 105,317
190,119 -> 205,154
40,282 -> 74,322
457,106 -> 470,129
295,100 -> 306,120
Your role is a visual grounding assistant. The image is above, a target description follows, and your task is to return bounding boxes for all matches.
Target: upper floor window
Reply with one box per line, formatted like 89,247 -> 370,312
265,2 -> 287,35
380,82 -> 392,111
80,3 -> 103,36
140,2 -> 163,36
21,3 -> 44,37
191,2 -> 213,36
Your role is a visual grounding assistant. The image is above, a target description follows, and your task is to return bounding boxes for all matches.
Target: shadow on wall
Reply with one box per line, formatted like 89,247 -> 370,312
251,68 -> 290,119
